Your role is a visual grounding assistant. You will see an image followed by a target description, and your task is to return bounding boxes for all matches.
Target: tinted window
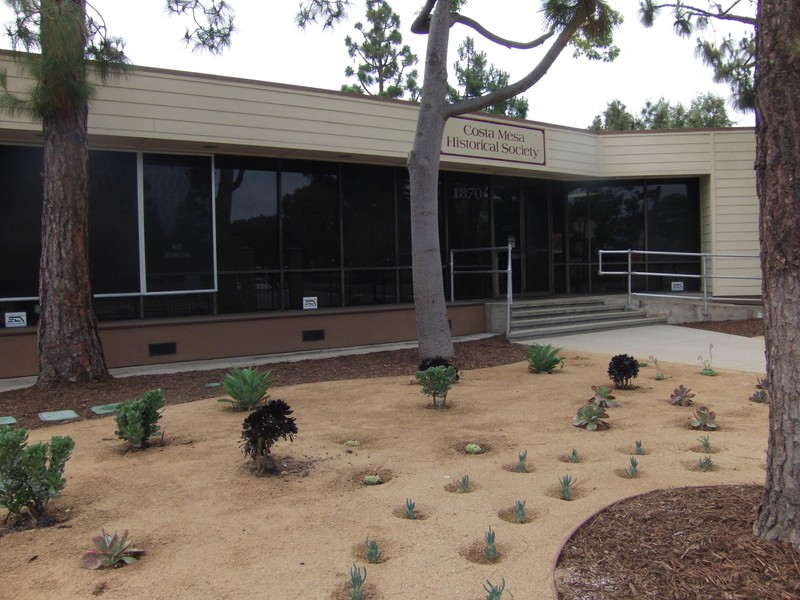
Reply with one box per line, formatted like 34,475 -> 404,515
0,146 -> 42,298
89,150 -> 139,294
143,154 -> 214,292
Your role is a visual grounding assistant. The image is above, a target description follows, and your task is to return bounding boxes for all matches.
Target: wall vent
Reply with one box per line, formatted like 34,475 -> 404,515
149,342 -> 177,357
302,329 -> 325,342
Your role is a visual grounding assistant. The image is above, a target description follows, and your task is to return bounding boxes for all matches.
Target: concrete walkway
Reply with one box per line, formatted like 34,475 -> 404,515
0,325 -> 766,393
517,324 -> 766,373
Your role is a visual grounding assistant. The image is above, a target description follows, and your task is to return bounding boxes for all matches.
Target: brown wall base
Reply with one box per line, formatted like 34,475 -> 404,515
0,304 -> 486,379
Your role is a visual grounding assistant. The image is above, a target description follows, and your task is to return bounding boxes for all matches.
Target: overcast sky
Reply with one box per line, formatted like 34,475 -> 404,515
0,1 -> 755,129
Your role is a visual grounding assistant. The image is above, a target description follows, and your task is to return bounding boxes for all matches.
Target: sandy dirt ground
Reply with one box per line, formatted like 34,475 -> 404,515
0,351 -> 767,600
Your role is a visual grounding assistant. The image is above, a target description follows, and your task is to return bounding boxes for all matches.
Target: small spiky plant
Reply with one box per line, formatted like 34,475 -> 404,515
404,498 -> 417,520
514,499 -> 526,523
516,450 -> 528,473
365,538 -> 380,564
484,527 -> 498,561
484,578 -> 506,600
567,448 -> 581,463
458,474 -> 470,493
626,456 -> 640,478
698,455 -> 714,472
349,565 -> 366,600
634,440 -> 646,455
559,475 -> 577,500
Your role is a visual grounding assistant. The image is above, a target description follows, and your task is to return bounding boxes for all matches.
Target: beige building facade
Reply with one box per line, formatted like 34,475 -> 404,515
0,53 -> 759,378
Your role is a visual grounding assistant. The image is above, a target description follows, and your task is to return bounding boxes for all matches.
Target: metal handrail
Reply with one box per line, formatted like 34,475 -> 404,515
450,244 -> 513,337
598,249 -> 761,315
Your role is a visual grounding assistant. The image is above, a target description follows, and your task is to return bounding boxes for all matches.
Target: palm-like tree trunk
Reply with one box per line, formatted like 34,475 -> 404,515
36,0 -> 108,386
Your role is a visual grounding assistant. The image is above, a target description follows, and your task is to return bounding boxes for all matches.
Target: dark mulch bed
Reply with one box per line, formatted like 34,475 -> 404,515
555,485 -> 800,600
0,335 -> 524,431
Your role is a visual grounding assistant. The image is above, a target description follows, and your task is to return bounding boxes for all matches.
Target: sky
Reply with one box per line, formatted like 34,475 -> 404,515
0,1 -> 756,129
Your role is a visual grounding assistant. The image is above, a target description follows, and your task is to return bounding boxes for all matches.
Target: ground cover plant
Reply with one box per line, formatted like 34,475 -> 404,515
0,328 -> 790,600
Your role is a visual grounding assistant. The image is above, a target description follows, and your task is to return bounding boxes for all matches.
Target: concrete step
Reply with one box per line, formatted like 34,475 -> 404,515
511,304 -> 623,320
509,315 -> 668,341
511,308 -> 650,329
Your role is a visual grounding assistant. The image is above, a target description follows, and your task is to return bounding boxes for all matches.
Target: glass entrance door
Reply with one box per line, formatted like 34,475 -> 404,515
523,181 -> 552,294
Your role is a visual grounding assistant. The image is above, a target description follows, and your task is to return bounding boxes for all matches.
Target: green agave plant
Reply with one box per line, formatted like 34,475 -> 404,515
525,343 -> 565,374
219,366 -> 277,411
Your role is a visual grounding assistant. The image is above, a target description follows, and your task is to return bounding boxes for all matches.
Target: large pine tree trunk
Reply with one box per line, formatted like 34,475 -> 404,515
36,0 -> 109,387
408,0 -> 454,360
753,0 -> 800,549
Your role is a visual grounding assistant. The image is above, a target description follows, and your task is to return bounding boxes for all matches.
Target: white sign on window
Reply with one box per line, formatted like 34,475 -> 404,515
4,312 -> 27,327
303,297 -> 318,310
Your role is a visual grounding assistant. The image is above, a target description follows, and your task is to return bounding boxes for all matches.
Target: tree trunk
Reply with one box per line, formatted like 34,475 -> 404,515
36,0 -> 109,387
408,0 -> 454,361
753,0 -> 800,549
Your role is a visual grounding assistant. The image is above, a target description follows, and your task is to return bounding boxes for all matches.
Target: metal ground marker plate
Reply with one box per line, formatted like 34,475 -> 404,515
38,410 -> 79,422
0,416 -> 17,426
90,403 -> 121,416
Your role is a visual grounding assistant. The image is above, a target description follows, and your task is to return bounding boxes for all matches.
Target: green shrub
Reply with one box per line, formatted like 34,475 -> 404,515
219,366 -> 277,411
0,426 -> 74,524
114,389 -> 164,449
415,365 -> 456,409
525,343 -> 564,374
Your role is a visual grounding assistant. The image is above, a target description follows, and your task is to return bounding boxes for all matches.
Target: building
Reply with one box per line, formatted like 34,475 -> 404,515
0,52 -> 759,378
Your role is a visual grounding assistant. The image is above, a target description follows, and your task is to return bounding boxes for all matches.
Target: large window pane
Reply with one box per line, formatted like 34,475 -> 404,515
647,181 -> 700,253
143,154 -> 214,292
447,173 -> 490,299
592,184 -> 645,251
0,145 -> 42,298
281,161 -> 339,269
345,270 -> 397,306
89,150 -> 139,294
646,180 -> 701,291
215,156 -> 280,313
215,156 -> 279,271
342,164 -> 395,268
